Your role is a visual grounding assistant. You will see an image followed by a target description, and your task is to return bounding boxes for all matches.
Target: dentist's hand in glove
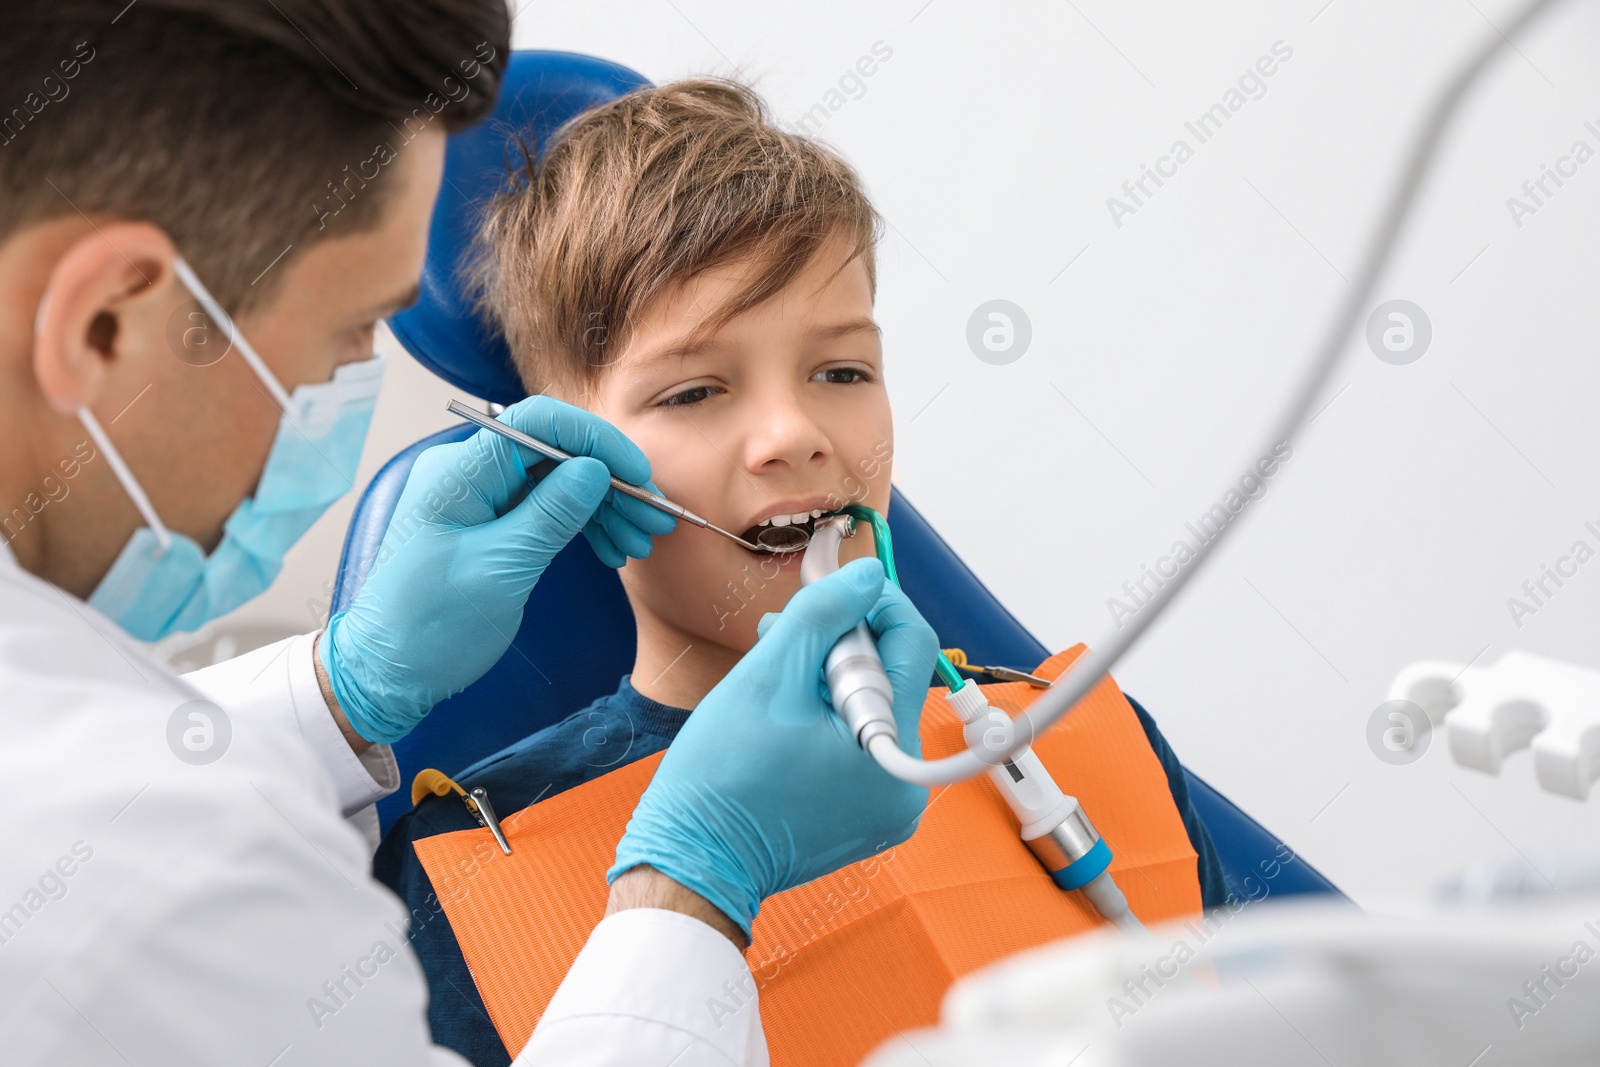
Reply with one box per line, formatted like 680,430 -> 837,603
317,395 -> 676,745
609,557 -> 938,941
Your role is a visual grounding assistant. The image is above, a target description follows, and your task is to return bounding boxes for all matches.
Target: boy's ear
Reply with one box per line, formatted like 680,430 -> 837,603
33,222 -> 179,414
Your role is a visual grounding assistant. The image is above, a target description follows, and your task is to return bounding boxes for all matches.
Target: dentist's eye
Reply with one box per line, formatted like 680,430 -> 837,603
814,366 -> 874,385
661,384 -> 724,407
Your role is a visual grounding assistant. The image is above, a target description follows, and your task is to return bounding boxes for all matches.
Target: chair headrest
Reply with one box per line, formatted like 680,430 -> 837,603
388,51 -> 651,405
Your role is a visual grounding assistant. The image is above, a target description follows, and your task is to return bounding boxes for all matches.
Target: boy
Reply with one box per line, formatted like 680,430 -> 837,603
375,77 -> 1224,1066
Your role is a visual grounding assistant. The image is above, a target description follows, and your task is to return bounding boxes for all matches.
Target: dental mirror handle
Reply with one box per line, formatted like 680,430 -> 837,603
801,516 -> 898,748
445,399 -> 774,552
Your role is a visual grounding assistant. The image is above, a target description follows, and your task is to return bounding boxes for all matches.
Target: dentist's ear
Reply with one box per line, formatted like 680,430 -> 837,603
32,222 -> 178,415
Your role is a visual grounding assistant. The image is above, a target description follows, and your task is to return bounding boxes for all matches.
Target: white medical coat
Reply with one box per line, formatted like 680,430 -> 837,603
0,545 -> 767,1066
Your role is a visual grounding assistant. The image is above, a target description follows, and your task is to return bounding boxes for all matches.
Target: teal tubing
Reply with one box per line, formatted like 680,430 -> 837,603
840,505 -> 966,691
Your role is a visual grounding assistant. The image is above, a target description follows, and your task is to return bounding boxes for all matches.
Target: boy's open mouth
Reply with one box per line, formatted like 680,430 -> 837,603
737,510 -> 828,553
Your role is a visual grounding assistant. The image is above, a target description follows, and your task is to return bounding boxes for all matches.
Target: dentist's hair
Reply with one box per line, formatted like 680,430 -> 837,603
476,77 -> 882,396
0,0 -> 511,311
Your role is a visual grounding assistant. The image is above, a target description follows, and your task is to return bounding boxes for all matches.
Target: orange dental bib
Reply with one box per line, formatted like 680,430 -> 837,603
412,646 -> 1201,1066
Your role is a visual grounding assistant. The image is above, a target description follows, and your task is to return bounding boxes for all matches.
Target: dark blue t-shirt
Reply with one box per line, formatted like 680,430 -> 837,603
373,676 -> 1226,1067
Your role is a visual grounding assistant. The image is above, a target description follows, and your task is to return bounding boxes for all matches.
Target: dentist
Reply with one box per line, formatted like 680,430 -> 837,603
0,3 -> 935,1065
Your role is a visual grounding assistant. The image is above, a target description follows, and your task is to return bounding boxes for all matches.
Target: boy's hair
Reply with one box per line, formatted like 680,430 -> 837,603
0,0 -> 510,311
477,77 -> 881,396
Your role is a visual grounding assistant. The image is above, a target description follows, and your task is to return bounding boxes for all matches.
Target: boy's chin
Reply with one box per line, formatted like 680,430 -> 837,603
691,557 -> 808,648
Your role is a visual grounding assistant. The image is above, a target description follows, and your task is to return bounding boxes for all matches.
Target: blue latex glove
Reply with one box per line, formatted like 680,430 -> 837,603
610,557 -> 938,937
321,395 -> 677,743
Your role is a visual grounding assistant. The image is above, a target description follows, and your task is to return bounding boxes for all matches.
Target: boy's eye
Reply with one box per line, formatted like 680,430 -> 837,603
661,384 -> 724,407
814,367 -> 873,385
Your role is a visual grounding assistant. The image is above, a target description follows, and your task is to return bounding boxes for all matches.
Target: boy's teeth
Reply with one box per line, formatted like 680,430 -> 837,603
756,510 -> 824,528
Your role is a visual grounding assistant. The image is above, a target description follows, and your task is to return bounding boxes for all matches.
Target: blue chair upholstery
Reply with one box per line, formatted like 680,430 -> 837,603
338,50 -> 1342,900
389,51 -> 650,405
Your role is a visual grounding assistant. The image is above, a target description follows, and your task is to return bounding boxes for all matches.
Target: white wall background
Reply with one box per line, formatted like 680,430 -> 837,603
203,0 -> 1600,913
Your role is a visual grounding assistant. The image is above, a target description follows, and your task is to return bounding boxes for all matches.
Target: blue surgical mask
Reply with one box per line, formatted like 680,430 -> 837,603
82,257 -> 385,642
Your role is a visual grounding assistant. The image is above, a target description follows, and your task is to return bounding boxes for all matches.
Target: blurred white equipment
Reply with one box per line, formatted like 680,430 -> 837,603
862,892 -> 1600,1067
1389,652 -> 1600,799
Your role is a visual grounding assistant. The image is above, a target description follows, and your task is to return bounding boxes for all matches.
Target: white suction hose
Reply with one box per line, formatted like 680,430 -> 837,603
863,0 -> 1569,788
803,518 -> 1141,929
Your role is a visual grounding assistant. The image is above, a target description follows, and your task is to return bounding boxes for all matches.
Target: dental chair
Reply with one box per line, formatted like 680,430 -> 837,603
333,50 -> 1342,902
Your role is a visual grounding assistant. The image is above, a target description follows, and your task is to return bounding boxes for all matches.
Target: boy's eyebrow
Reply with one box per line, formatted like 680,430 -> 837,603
811,317 -> 881,341
633,317 -> 881,369
630,334 -> 728,370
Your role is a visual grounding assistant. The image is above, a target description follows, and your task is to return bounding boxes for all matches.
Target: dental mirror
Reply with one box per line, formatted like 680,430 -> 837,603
754,524 -> 812,552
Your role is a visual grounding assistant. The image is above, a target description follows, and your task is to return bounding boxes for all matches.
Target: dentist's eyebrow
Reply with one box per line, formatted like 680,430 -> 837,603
370,282 -> 422,318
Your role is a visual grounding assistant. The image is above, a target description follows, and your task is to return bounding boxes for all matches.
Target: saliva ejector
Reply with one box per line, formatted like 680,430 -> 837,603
801,509 -> 1143,932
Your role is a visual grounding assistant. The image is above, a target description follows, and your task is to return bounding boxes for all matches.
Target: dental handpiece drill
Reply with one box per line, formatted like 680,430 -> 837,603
799,514 -> 900,750
799,515 -> 1142,932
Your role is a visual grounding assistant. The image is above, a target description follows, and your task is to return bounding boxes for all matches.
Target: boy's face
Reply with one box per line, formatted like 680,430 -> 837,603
581,235 -> 893,657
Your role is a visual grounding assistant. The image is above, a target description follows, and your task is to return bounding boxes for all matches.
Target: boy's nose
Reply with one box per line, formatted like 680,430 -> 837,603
741,391 -> 830,474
